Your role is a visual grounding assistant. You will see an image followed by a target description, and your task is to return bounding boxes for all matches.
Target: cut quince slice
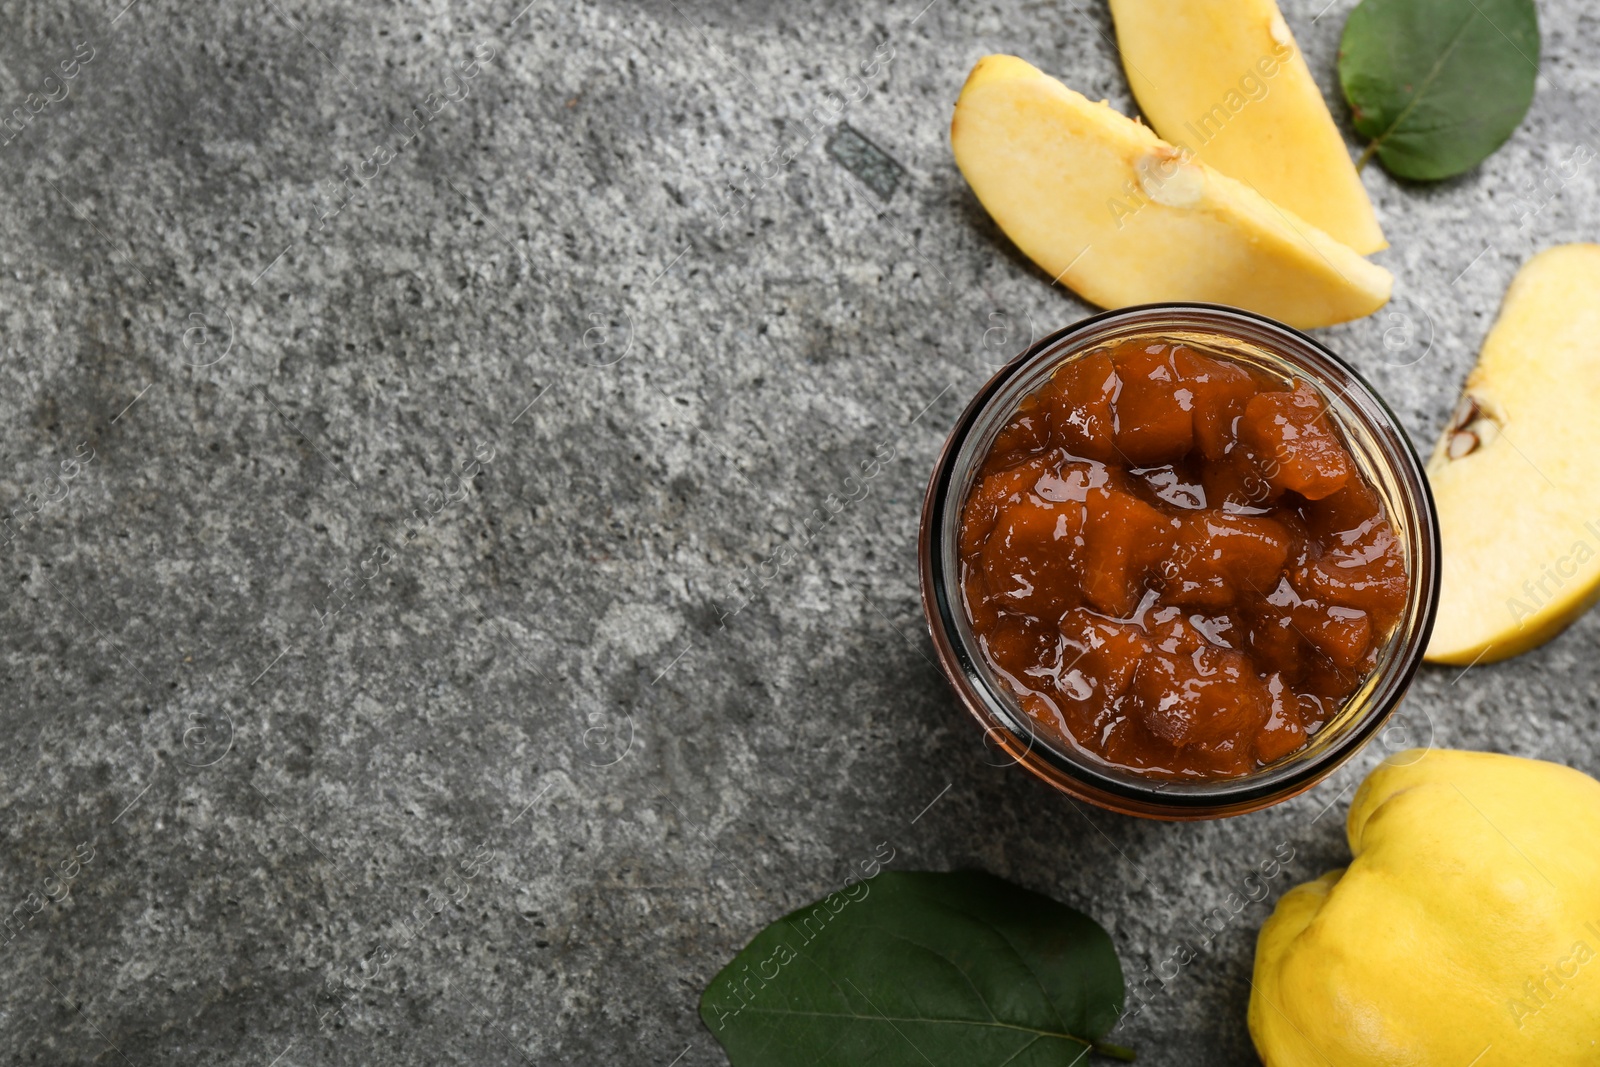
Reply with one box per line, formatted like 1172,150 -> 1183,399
950,55 -> 1391,330
1425,244 -> 1600,665
1108,0 -> 1386,254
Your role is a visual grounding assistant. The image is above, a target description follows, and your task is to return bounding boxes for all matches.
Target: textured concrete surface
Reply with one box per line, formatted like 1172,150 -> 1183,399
0,0 -> 1597,1063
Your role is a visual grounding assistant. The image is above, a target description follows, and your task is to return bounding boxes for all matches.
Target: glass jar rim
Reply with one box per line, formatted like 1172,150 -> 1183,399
917,303 -> 1442,820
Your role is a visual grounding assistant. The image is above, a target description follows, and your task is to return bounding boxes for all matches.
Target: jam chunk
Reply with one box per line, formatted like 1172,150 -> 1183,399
990,394 -> 1050,457
1113,345 -> 1195,466
1059,610 -> 1153,722
1129,645 -> 1269,756
1256,674 -> 1307,763
1163,513 -> 1294,609
1080,489 -> 1177,617
1174,346 -> 1259,462
981,614 -> 1062,689
979,490 -> 1087,620
1240,383 -> 1355,501
1039,352 -> 1119,463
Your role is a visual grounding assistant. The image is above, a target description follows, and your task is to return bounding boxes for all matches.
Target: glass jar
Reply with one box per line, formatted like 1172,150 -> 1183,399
917,304 -> 1441,820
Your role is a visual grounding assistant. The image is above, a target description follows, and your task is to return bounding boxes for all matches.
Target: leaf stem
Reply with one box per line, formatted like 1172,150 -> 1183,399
1093,1039 -> 1137,1062
1355,141 -> 1378,172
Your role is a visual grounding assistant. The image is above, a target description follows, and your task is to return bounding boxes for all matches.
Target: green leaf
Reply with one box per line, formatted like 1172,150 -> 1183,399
1338,0 -> 1539,181
699,870 -> 1134,1066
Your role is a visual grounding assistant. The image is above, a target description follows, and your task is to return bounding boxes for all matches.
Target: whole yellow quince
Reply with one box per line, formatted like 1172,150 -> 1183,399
1251,749 -> 1600,1066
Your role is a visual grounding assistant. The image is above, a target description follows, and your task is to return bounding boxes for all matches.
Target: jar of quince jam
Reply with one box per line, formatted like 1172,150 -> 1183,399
919,305 -> 1439,820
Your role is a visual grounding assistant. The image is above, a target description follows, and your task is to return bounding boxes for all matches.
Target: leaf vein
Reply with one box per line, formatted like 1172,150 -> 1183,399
907,896 -> 1078,1037
871,925 -> 1005,1025
731,1005 -> 1096,1048
996,1034 -> 1043,1067
1359,10 -> 1480,165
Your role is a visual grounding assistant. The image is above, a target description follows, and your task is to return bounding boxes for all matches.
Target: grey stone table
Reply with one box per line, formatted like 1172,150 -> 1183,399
0,0 -> 1596,1063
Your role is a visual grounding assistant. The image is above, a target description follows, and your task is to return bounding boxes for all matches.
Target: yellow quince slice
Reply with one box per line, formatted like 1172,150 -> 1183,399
1425,244 -> 1600,665
1109,0 -> 1386,254
950,55 -> 1391,330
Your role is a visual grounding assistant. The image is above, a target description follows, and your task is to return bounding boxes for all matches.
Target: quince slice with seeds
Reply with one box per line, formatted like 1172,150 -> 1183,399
1425,244 -> 1600,664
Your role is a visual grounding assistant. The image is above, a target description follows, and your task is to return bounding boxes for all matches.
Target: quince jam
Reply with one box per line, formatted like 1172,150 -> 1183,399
958,338 -> 1409,778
